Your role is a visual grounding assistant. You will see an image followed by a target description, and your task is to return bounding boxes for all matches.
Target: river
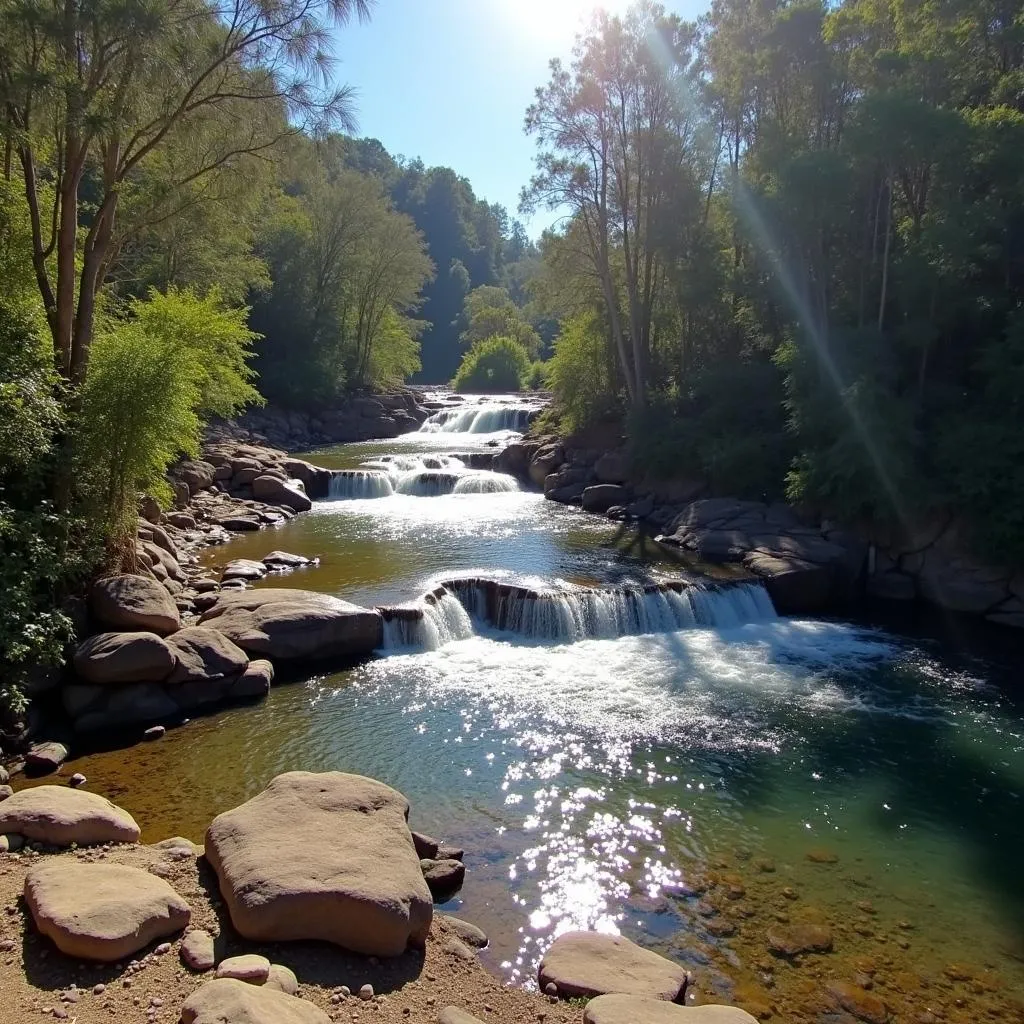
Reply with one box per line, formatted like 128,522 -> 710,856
64,397 -> 1024,1022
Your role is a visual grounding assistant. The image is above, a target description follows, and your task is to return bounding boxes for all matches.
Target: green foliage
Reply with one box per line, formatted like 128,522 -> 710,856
79,288 -> 262,543
544,313 -> 619,432
459,285 -> 543,356
452,336 -> 533,393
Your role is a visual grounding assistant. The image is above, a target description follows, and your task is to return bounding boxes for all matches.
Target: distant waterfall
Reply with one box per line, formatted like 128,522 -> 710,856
327,470 -> 394,499
379,590 -> 474,651
442,578 -> 777,643
418,404 -> 535,434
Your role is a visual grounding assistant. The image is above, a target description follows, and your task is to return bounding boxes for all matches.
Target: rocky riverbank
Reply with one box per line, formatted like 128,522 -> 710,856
490,434 -> 1024,628
0,772 -> 759,1024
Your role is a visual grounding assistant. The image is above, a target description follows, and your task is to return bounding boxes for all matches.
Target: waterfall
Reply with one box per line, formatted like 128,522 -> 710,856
442,579 -> 777,643
395,471 -> 462,496
327,470 -> 394,500
379,590 -> 474,651
418,404 -> 535,434
453,471 -> 519,494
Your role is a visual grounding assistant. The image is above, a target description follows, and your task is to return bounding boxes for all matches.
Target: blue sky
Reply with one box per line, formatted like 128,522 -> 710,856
333,0 -> 709,236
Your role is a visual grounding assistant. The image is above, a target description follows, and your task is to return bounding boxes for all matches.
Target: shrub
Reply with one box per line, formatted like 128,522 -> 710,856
452,335 -> 532,392
545,313 -> 619,431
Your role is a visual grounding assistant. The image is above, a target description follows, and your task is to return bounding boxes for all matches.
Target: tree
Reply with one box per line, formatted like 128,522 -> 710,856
0,0 -> 372,389
452,336 -> 533,393
459,285 -> 543,356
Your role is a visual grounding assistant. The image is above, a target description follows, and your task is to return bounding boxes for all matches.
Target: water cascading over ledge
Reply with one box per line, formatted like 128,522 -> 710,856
326,466 -> 518,499
418,404 -> 536,434
378,577 -> 777,650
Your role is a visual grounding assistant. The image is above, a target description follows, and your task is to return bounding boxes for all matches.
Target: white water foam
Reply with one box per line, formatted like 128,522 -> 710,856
418,404 -> 535,434
328,458 -> 518,499
327,470 -> 395,499
381,592 -> 475,651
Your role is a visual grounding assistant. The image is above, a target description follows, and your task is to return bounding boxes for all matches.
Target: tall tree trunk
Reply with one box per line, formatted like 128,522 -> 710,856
878,173 -> 893,332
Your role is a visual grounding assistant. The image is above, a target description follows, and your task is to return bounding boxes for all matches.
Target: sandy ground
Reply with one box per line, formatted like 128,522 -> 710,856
0,842 -> 571,1024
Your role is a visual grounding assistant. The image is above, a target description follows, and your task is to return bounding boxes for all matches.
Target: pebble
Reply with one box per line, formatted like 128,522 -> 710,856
93,985 -> 105,995
544,982 -> 558,997
340,986 -> 351,997
359,985 -> 374,1001
144,725 -> 166,740
154,942 -> 171,955
69,773 -> 87,787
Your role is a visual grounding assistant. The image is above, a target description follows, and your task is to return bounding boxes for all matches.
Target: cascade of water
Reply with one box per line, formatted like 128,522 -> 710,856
327,470 -> 394,500
444,579 -> 777,642
394,471 -> 463,496
452,471 -> 519,494
380,590 -> 474,651
418,404 -> 534,434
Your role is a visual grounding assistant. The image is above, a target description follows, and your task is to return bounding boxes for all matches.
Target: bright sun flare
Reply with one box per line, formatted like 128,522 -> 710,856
507,0 -> 633,43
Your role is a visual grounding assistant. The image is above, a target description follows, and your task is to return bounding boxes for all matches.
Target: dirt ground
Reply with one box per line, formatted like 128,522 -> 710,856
0,842 -> 571,1024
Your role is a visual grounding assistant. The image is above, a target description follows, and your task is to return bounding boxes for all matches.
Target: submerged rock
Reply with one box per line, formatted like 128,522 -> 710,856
25,860 -> 190,961
767,922 -> 834,957
205,771 -> 432,956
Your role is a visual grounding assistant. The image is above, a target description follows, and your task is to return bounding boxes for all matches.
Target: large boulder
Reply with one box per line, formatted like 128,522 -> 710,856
593,450 -> 630,484
74,681 -> 178,732
583,996 -> 757,1024
91,575 -> 181,636
743,551 -> 834,614
251,475 -> 312,513
199,590 -> 382,662
25,860 -> 190,961
73,631 -> 177,684
0,786 -> 140,845
182,978 -> 330,1024
165,627 -> 249,685
538,931 -> 688,1001
529,444 -> 565,488
205,771 -> 432,956
178,460 -> 217,495
582,484 -> 629,514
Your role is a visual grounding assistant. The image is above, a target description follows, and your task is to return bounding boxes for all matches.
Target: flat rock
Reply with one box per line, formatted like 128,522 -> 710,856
441,915 -> 488,948
205,771 -> 432,956
262,551 -> 314,568
165,627 -> 249,685
0,786 -> 139,846
199,589 -> 382,661
73,631 -> 176,685
216,953 -> 270,983
583,995 -> 758,1024
91,575 -> 181,635
181,929 -> 216,971
222,559 -> 268,582
439,1008 -> 486,1024
25,860 -> 190,961
25,741 -> 68,773
181,978 -> 330,1024
767,922 -> 834,957
539,931 -> 688,1001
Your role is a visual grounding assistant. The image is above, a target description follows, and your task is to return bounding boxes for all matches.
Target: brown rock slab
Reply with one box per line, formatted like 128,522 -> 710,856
25,860 -> 190,961
421,857 -> 466,901
181,929 -> 216,972
826,981 -> 889,1024
584,995 -> 758,1024
216,954 -> 271,983
0,785 -> 139,846
91,575 -> 181,635
767,922 -> 834,957
205,771 -> 432,956
231,659 -> 274,699
439,1008 -> 486,1024
25,741 -> 68,773
181,977 -> 330,1024
538,931 -> 688,1000
73,631 -> 176,685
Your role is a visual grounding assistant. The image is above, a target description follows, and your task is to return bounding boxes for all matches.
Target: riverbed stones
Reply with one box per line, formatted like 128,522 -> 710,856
181,978 -> 330,1024
0,785 -> 140,845
583,996 -> 758,1024
216,954 -> 271,984
262,550 -> 315,568
538,931 -> 688,1001
165,627 -> 249,685
411,829 -> 439,858
205,771 -> 432,956
222,559 -> 269,582
73,631 -> 176,684
199,589 -> 383,661
582,484 -> 628,513
25,860 -> 190,960
441,915 -> 488,948
181,929 -> 216,972
91,574 -> 181,635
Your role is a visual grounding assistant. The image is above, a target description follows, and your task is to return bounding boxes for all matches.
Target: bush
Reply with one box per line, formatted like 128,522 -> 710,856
452,335 -> 532,392
545,313 -> 619,431
78,288 -> 263,547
